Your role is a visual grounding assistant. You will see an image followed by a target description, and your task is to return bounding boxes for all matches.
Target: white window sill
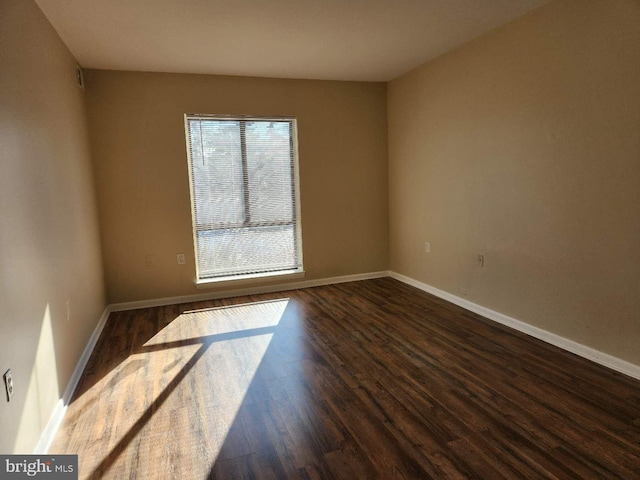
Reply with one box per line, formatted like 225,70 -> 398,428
195,269 -> 305,289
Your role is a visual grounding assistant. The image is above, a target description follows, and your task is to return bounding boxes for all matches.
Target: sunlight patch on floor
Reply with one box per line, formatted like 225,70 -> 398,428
79,299 -> 289,479
143,298 -> 289,347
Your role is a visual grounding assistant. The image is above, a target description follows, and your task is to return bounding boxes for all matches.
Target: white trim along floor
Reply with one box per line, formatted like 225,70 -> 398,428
36,270 -> 640,453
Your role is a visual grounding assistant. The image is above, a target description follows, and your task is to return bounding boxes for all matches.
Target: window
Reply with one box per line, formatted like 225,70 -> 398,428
185,115 -> 303,283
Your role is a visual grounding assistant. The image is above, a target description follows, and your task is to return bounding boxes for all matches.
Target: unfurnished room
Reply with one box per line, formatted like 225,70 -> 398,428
1,0 -> 639,478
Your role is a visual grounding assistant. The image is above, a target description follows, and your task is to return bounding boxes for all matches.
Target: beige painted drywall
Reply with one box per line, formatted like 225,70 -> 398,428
0,0 -> 106,453
84,70 -> 389,303
389,0 -> 640,366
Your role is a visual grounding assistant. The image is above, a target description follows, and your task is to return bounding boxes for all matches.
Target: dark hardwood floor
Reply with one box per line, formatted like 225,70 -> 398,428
50,278 -> 640,479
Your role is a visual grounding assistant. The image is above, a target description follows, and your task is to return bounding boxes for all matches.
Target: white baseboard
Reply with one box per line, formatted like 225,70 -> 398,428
389,271 -> 640,381
34,271 -> 388,453
34,306 -> 111,454
34,271 -> 390,452
38,269 -> 638,454
110,271 -> 390,312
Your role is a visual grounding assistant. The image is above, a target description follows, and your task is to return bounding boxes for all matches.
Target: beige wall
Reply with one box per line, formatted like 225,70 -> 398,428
0,0 -> 106,452
84,70 -> 389,304
389,0 -> 640,365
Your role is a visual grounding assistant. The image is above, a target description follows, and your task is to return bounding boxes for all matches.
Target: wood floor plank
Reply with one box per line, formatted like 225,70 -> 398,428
50,278 -> 640,479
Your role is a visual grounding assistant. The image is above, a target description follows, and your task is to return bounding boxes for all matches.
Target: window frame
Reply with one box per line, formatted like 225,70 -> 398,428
184,114 -> 304,285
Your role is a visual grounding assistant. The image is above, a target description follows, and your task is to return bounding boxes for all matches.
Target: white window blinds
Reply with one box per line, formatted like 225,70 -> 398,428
185,115 -> 303,282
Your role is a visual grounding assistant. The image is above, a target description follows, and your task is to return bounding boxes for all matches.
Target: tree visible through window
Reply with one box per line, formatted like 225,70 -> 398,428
185,115 -> 303,282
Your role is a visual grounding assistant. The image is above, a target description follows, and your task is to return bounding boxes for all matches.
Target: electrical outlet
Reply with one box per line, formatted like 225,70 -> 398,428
477,254 -> 485,267
4,369 -> 14,402
424,242 -> 431,254
176,253 -> 186,265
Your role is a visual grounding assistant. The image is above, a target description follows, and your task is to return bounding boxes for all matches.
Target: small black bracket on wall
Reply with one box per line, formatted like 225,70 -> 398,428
76,65 -> 85,91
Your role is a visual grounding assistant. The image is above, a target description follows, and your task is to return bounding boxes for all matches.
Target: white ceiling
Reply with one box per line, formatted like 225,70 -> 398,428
35,0 -> 549,82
